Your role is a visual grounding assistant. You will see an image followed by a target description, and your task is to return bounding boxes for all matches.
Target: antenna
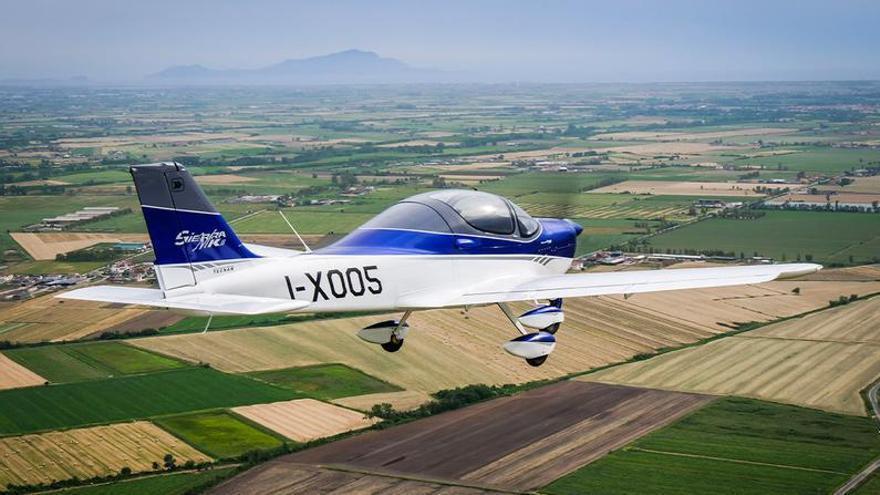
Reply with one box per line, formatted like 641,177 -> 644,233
278,210 -> 312,252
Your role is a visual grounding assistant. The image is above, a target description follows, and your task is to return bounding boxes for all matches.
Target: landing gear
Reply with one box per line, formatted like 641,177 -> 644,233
498,302 -> 561,367
359,311 -> 411,353
526,355 -> 548,367
543,322 -> 561,335
381,333 -> 404,353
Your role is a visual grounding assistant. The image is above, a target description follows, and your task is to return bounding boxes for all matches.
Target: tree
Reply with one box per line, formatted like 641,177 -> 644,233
792,287 -> 801,295
120,466 -> 132,476
163,453 -> 176,470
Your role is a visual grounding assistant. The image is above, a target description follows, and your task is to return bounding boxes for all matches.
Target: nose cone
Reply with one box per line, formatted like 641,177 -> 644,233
564,219 -> 584,236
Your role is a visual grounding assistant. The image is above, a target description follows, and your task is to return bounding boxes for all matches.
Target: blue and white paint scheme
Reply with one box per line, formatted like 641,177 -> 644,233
60,162 -> 822,367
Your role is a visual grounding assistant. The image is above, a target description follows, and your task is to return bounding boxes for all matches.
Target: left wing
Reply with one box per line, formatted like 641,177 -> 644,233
444,262 -> 821,307
58,286 -> 310,315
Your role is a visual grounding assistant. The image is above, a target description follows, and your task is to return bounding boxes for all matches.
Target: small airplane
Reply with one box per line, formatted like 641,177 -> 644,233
61,162 -> 821,366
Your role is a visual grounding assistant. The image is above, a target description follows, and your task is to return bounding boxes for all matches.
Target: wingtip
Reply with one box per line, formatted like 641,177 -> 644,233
776,263 -> 823,279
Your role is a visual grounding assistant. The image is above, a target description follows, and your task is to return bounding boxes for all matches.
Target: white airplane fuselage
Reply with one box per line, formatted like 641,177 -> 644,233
165,251 -> 572,313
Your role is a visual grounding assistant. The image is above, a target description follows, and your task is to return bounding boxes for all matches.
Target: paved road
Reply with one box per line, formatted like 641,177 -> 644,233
834,382 -> 880,495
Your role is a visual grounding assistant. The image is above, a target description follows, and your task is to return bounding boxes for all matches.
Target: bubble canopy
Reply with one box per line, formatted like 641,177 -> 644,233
360,189 -> 541,238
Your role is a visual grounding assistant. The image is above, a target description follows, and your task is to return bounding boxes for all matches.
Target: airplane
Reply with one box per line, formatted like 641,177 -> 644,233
60,162 -> 821,367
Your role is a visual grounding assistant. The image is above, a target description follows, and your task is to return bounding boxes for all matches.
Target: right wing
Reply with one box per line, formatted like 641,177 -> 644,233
447,262 -> 821,307
58,286 -> 309,315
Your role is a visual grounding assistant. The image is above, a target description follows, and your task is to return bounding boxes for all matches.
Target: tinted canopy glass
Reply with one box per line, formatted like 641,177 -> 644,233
512,203 -> 540,237
431,190 -> 515,235
359,202 -> 451,232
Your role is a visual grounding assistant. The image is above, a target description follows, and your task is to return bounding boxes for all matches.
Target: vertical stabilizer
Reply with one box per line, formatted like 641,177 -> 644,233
129,162 -> 258,289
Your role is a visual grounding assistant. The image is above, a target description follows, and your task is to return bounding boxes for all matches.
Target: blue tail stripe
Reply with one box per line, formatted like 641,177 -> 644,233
143,207 -> 258,265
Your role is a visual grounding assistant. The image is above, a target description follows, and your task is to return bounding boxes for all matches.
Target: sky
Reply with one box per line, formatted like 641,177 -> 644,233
1,0 -> 879,82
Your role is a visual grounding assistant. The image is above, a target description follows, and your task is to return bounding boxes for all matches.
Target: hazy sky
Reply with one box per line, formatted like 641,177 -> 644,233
2,0 -> 879,82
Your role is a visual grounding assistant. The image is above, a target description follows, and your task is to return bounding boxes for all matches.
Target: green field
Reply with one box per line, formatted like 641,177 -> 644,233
0,195 -> 136,256
55,468 -> 235,495
855,472 -> 880,494
156,411 -> 285,459
481,172 -> 617,197
0,368 -> 297,435
547,449 -> 845,495
545,397 -> 880,495
247,363 -> 402,400
648,210 -> 880,264
732,147 -> 880,173
4,342 -> 185,382
516,193 -> 705,220
6,260 -> 110,275
233,209 -> 374,235
572,218 -> 656,255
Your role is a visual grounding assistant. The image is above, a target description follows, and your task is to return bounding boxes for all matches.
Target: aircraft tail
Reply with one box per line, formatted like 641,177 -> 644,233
130,162 -> 258,289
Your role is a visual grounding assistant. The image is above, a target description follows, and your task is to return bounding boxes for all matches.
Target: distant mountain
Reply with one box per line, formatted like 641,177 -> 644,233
149,49 -> 446,84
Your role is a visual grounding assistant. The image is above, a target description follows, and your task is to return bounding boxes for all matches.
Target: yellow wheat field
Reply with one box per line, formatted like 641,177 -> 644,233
588,180 -> 786,197
232,399 -> 377,442
332,391 -> 431,412
0,353 -> 45,390
582,297 -> 880,415
0,422 -> 210,487
0,295 -> 155,343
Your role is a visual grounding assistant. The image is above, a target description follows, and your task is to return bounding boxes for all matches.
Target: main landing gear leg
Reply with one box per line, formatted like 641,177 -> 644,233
498,302 -> 557,367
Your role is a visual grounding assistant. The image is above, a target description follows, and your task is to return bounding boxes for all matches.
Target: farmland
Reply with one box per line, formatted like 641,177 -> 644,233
231,399 -> 378,442
583,296 -> 880,415
0,295 -> 160,343
0,352 -> 45,389
132,277 -> 880,403
1,82 -> 880,494
0,368 -> 298,435
247,363 -> 402,400
10,232 -> 148,260
155,412 -> 285,459
332,390 -> 431,412
546,397 -> 880,495
211,464 -> 496,495
218,382 -> 710,492
588,180 -> 782,197
647,210 -> 880,265
0,421 -> 211,487
56,469 -> 235,495
5,341 -> 185,382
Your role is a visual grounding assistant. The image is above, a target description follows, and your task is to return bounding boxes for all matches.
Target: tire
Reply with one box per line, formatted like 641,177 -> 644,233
543,322 -> 561,334
381,335 -> 404,353
525,355 -> 548,367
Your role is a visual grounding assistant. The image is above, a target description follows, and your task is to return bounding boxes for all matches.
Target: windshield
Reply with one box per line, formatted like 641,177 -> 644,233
430,190 -> 515,235
512,203 -> 540,237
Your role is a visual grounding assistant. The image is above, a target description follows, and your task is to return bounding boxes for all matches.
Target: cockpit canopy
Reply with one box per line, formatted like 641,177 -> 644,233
360,189 -> 540,238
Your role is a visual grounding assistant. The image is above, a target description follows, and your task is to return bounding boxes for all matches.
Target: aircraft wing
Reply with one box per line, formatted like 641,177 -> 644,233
58,286 -> 310,315
450,263 -> 821,307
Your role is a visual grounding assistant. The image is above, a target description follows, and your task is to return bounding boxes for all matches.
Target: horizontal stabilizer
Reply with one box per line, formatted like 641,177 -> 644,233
57,286 -> 309,315
453,263 -> 821,306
